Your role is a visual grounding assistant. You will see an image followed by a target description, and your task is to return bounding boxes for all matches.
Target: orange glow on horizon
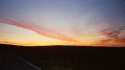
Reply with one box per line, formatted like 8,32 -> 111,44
0,40 -> 125,47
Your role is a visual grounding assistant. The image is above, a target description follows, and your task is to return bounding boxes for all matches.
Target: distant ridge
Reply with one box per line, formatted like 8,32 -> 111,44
0,43 -> 119,47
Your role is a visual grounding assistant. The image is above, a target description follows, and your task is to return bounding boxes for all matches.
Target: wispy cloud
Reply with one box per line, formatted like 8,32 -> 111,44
0,18 -> 78,42
99,26 -> 125,45
119,26 -> 125,31
114,35 -> 125,44
114,38 -> 125,44
100,26 -> 125,39
100,39 -> 112,44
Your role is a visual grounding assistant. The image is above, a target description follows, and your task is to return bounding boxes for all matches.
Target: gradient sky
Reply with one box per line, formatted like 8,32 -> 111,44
0,0 -> 125,47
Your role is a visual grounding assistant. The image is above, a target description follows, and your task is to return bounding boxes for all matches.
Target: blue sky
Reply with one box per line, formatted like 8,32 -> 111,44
0,0 -> 125,46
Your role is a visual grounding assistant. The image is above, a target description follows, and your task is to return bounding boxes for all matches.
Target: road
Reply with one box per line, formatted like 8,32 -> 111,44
0,52 -> 41,70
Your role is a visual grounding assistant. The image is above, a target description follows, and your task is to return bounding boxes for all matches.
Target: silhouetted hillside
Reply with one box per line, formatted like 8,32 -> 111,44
0,44 -> 124,70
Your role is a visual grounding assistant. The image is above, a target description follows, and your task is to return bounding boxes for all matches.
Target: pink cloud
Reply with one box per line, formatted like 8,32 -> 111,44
98,26 -> 125,46
100,26 -> 125,40
0,18 -> 77,42
115,38 -> 125,44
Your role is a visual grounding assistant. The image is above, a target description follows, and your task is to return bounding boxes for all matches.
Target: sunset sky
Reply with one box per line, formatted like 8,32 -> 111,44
0,0 -> 125,47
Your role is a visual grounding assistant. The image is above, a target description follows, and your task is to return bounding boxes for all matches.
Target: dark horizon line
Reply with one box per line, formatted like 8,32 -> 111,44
0,43 -> 111,47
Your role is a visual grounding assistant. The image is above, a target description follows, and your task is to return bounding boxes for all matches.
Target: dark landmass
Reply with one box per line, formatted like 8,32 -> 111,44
0,44 -> 124,70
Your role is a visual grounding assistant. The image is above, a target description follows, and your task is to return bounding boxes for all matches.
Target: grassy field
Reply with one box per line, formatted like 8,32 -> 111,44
0,44 -> 124,70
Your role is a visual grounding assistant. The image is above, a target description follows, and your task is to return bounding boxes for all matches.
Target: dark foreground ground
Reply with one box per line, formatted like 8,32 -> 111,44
0,44 -> 124,70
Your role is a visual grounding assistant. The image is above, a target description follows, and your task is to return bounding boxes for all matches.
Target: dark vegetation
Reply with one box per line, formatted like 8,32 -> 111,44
0,44 -> 124,70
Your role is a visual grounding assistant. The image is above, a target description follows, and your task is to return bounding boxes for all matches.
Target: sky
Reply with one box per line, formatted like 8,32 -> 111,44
0,0 -> 125,47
